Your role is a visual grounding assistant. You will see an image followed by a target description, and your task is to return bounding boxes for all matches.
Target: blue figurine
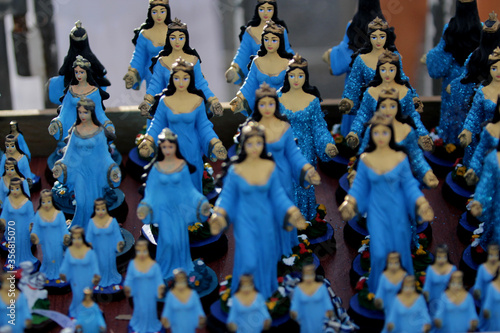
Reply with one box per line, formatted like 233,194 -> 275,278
137,128 -> 211,280
0,273 -> 32,333
225,0 -> 292,86
124,240 -> 166,333
1,135 -> 33,186
0,158 -> 30,210
227,274 -> 271,333
340,113 -> 434,292
425,0 -> 481,145
139,58 -> 227,192
75,288 -> 106,333
52,97 -> 121,231
59,226 -> 101,318
30,189 -> 70,287
479,266 -> 500,332
161,269 -> 206,333
124,0 -> 171,90
230,20 -> 293,117
8,121 -> 31,162
209,121 -> 307,299
279,55 -> 338,220
471,244 -> 500,306
374,252 -> 407,318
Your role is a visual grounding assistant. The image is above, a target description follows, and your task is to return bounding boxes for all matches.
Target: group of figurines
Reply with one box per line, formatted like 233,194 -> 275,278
2,0 -> 500,332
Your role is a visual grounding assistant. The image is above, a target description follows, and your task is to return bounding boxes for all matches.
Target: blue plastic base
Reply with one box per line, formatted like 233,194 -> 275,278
457,212 -> 478,244
442,172 -> 473,209
210,299 -> 292,327
347,293 -> 385,332
424,151 -> 455,177
460,245 -> 479,285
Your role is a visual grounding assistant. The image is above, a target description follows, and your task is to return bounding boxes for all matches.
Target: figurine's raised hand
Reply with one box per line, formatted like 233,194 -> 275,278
208,97 -> 224,117
200,202 -> 211,217
124,286 -> 131,298
92,274 -> 101,286
416,197 -> 434,223
325,143 -> 338,158
446,84 -> 451,94
161,317 -> 170,329
458,129 -> 472,147
209,209 -> 228,235
110,167 -> 122,184
52,164 -> 63,180
227,322 -> 237,332
230,96 -> 244,113
346,132 -> 359,149
423,171 -> 439,188
339,98 -> 354,114
483,309 -> 491,319
374,298 -> 383,310
286,206 -> 307,231
305,167 -> 321,186
138,138 -> 154,158
59,273 -> 67,282
48,121 -> 60,136
117,241 -> 125,253
386,323 -> 395,332
63,234 -> 71,246
339,195 -> 357,221
465,168 -> 479,186
470,201 -> 483,217
420,54 -> 427,65
123,68 -> 139,90
418,135 -> 434,152
225,64 -> 240,84
136,206 -> 150,221
138,101 -> 151,117
322,48 -> 332,64
30,233 -> 39,245
470,320 -> 478,332
158,284 -> 166,299
413,97 -> 424,113
211,140 -> 227,161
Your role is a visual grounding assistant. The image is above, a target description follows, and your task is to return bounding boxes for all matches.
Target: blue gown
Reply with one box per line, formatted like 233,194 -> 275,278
75,302 -> 106,332
59,248 -> 100,317
232,27 -> 293,85
139,163 -> 208,279
449,53 -> 476,124
0,292 -> 32,333
0,197 -> 38,270
266,126 -> 309,257
161,290 -> 205,333
290,284 -> 333,333
86,217 -> 124,288
433,292 -> 478,333
0,154 -> 33,185
0,178 -> 30,211
329,22 -> 353,80
14,133 -> 30,161
129,31 -> 164,90
239,60 -> 287,117
479,282 -> 500,332
375,273 -> 404,318
146,98 -> 218,192
279,95 -> 335,220
54,126 -> 120,230
472,264 -> 495,306
384,295 -> 431,333
227,293 -> 271,333
349,157 -> 421,292
124,260 -> 164,333
30,210 -> 69,280
216,166 -> 294,299
426,24 -> 467,145
469,127 -> 499,179
462,86 -> 498,165
422,265 -> 456,316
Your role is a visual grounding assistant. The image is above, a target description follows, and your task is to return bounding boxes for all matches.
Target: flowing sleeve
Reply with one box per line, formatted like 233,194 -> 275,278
257,293 -> 271,320
129,33 -> 149,89
384,298 -> 399,330
401,92 -> 428,137
466,293 -> 479,323
350,92 -> 376,136
433,294 -> 447,323
59,249 -> 72,281
214,167 -> 239,225
146,97 -> 170,141
348,158 -> 371,215
195,104 -> 218,158
18,293 -> 32,323
283,128 -> 310,189
474,151 -> 497,214
395,51 -> 411,85
153,263 -> 164,288
415,296 -> 431,328
17,155 -> 33,182
342,55 -> 365,112
269,168 -> 295,229
232,29 -> 255,83
146,60 -> 168,98
16,134 -> 31,161
404,129 -> 431,183
47,75 -> 66,105
330,23 -> 353,76
469,128 -> 498,178
290,287 -> 301,314
30,214 -> 40,238
311,99 -> 335,162
426,25 -> 452,79
138,166 -> 159,225
463,88 -> 486,137
422,265 -> 432,294
193,60 -> 214,100
480,283 -> 494,318
239,60 -> 260,117
95,305 -> 106,330
400,157 -> 424,219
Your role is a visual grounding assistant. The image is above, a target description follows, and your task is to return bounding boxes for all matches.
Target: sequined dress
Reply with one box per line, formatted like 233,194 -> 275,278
469,127 -> 499,179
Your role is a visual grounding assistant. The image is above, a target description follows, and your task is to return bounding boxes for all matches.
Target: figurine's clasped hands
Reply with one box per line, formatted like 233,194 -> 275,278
464,168 -> 479,186
138,101 -> 151,117
117,241 -> 125,253
30,233 -> 39,245
418,135 -> 434,152
458,129 -> 472,148
92,274 -> 101,286
52,164 -> 63,179
345,132 -> 359,149
413,97 -> 424,113
325,143 -> 338,158
339,98 -> 354,114
110,168 -> 121,183
322,48 -> 332,64
48,121 -> 60,136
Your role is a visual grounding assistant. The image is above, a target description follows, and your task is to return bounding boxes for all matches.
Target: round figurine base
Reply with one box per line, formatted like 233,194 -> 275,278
442,172 -> 473,209
347,294 -> 384,332
45,150 -> 63,185
93,280 -> 125,303
457,212 -> 481,244
460,245 -> 480,286
335,173 -> 350,205
117,228 -> 135,273
199,268 -> 220,314
127,325 -> 165,333
125,147 -> 151,182
30,174 -> 42,192
350,254 -> 368,288
423,151 -> 456,178
29,316 -> 57,333
190,233 -> 228,263
343,217 -> 368,248
318,155 -> 349,179
44,279 -> 71,295
308,223 -> 336,257
2,260 -> 40,278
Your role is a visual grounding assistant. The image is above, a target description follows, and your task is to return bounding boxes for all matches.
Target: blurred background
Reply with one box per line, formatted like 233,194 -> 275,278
0,0 -> 498,111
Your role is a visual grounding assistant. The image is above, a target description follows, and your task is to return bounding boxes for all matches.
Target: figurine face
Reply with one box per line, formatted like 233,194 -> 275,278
5,142 -> 16,155
402,276 -> 415,292
387,253 -> 401,270
135,243 -> 149,260
9,184 -> 21,198
288,69 -> 306,90
379,63 -> 397,83
257,96 -> 276,119
10,124 -> 16,132
4,165 -> 16,178
371,124 -> 391,148
78,106 -> 91,124
174,272 -> 188,287
370,30 -> 387,51
258,3 -> 274,22
488,247 -> 499,261
239,276 -> 255,292
41,196 -> 53,211
378,99 -> 398,119
160,140 -> 176,158
490,62 -> 500,82
244,135 -> 264,158
72,232 -> 84,247
449,272 -> 463,290
74,66 -> 87,83
151,5 -> 167,24
172,70 -> 190,91
169,31 -> 186,51
263,33 -> 279,53
94,203 -> 107,219
435,251 -> 448,265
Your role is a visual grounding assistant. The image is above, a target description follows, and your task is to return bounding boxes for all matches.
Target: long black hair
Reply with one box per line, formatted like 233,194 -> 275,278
90,198 -> 109,218
443,0 -> 481,66
346,0 -> 385,52
482,58 -> 500,86
281,61 -> 322,101
490,94 -> 500,124
68,226 -> 92,248
69,98 -> 116,144
239,1 -> 288,42
364,118 -> 405,154
252,94 -> 288,123
2,157 -> 25,179
368,56 -> 412,90
132,3 -> 172,45
37,189 -> 54,210
376,95 -> 416,129
7,177 -> 30,200
349,23 -> 398,68
256,29 -> 293,60
4,134 -> 27,157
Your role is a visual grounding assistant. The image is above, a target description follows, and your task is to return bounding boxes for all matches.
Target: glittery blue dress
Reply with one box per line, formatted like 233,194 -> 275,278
75,302 -> 106,332
139,163 -> 207,279
469,127 -> 499,179
129,32 -> 164,90
86,217 -> 124,288
30,210 -> 69,280
59,248 -> 100,317
375,273 -> 404,318
449,53 -> 476,121
433,292 -> 478,333
266,126 -> 309,257
472,264 -> 495,306
479,282 -> 500,332
124,260 -> 164,333
462,86 -> 498,165
383,295 -> 430,333
146,98 -> 218,192
239,60 -> 287,117
279,94 -> 334,221
216,166 -> 294,299
290,284 -> 333,333
227,293 -> 271,333
348,157 -> 420,292
0,292 -> 31,333
161,290 -> 205,333
231,27 -> 292,85
422,265 -> 456,316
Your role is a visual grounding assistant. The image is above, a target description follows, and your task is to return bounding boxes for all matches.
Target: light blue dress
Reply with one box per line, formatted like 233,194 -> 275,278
279,95 -> 334,220
0,292 -> 32,333
266,126 -> 309,257
426,24 -> 467,145
329,23 -> 353,80
146,98 -> 218,192
227,293 -> 271,333
422,265 -> 456,316
290,284 -> 333,333
124,260 -> 164,333
216,166 -> 294,299
0,154 -> 33,185
75,302 -> 106,332
30,210 -> 69,280
14,133 -> 31,161
479,282 -> 500,332
0,178 -> 30,211
232,27 -> 292,85
375,273 -> 404,318
86,217 -> 124,288
59,248 -> 100,317
433,292 -> 478,333
139,163 -> 207,279
472,264 -> 495,306
384,295 -> 431,333
348,157 -> 420,292
129,32 -> 164,89
161,290 -> 205,333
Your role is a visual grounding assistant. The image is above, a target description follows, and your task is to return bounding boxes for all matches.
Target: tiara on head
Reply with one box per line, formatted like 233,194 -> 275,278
5,134 -> 16,143
241,121 -> 266,139
368,17 -> 389,30
379,88 -> 399,100
172,57 -> 194,72
378,50 -> 400,64
369,111 -> 393,127
458,0 -> 474,3
158,127 -> 178,143
484,12 -> 500,33
288,54 -> 308,69
70,20 -> 87,41
489,47 -> 500,61
77,97 -> 96,109
73,55 -> 91,69
255,82 -> 277,99
257,0 -> 276,3
263,20 -> 285,35
149,0 -> 169,5
9,177 -> 23,188
168,17 -> 187,30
